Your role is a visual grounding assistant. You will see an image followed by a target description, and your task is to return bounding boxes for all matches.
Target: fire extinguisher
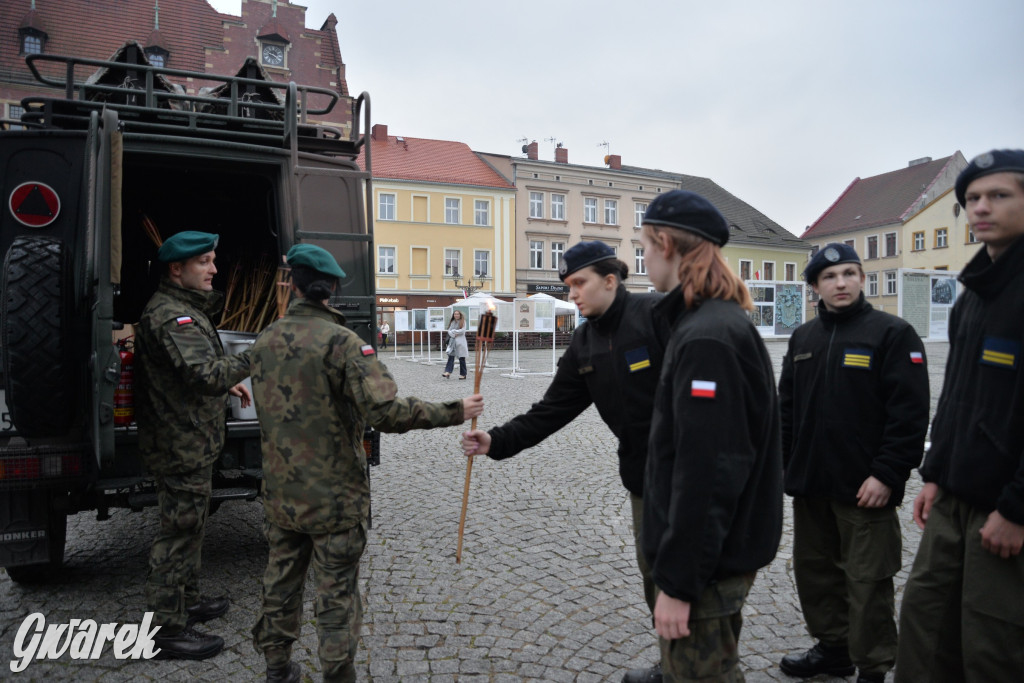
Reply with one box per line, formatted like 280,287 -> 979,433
114,337 -> 134,427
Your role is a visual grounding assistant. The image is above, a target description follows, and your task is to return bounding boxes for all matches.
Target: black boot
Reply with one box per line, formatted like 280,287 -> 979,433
779,641 -> 855,677
623,662 -> 662,683
153,625 -> 224,660
267,661 -> 301,683
186,595 -> 230,622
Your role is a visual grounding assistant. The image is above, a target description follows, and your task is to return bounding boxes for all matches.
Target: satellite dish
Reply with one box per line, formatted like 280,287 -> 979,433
522,145 -> 529,153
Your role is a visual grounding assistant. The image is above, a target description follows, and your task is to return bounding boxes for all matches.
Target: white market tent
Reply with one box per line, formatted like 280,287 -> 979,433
525,291 -> 577,313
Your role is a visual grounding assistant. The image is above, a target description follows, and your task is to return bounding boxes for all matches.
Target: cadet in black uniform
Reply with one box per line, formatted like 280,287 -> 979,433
778,243 -> 929,683
639,190 -> 783,682
896,149 -> 1024,682
461,241 -> 669,683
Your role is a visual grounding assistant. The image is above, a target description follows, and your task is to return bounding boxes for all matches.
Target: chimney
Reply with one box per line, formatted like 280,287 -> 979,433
371,123 -> 388,140
554,144 -> 568,164
907,156 -> 932,167
605,154 -> 621,170
526,140 -> 538,160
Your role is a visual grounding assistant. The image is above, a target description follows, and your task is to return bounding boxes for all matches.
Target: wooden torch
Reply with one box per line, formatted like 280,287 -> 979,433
456,301 -> 497,563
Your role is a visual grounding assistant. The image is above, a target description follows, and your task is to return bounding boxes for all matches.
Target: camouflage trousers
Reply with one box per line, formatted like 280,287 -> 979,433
629,493 -> 657,617
145,465 -> 212,633
252,521 -> 367,683
659,573 -> 755,682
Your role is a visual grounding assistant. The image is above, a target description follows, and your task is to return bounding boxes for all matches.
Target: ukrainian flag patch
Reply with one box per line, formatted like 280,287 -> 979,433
980,336 -> 1018,369
843,348 -> 872,369
625,346 -> 651,373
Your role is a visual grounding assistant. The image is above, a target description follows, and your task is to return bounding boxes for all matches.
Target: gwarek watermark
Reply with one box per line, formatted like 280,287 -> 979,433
10,611 -> 161,673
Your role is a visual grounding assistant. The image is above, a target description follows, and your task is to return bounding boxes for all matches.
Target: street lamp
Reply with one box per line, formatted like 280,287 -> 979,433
449,268 -> 485,297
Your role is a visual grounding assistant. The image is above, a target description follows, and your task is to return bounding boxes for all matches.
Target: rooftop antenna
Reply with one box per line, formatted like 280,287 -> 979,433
545,136 -> 562,149
597,141 -> 610,154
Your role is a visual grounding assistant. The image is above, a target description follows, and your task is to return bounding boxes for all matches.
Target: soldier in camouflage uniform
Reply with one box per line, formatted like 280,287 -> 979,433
250,244 -> 483,683
134,231 -> 252,660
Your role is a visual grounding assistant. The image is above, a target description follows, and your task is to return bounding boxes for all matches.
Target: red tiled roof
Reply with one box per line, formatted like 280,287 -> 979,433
802,156 -> 956,239
360,134 -> 515,189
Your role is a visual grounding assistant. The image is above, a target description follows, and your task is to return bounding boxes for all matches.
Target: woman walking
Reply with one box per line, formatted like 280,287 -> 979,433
443,310 -> 468,379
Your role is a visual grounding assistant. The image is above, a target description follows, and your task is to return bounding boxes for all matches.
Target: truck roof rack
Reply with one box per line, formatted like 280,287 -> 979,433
20,51 -> 365,159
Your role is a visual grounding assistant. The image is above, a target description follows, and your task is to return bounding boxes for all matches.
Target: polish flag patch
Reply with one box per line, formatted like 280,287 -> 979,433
691,380 -> 717,399
910,351 -> 924,364
360,345 -> 376,356
175,316 -> 194,325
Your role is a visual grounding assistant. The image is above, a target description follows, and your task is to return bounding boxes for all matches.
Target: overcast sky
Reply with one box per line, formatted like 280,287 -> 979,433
209,0 -> 1022,237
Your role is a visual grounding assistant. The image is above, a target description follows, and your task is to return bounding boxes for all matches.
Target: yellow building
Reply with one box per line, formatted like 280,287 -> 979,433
902,186 -> 983,272
360,124 -> 516,319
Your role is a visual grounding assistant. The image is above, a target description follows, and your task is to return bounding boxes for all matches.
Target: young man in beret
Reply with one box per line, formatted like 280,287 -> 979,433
251,244 -> 483,683
778,242 -> 929,683
134,231 -> 253,659
895,149 -> 1024,681
462,240 -> 670,683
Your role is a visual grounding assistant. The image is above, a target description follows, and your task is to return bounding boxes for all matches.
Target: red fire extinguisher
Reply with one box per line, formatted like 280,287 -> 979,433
114,337 -> 134,427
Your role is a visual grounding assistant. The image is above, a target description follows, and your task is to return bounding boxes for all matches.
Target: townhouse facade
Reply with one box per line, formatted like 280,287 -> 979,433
361,124 -> 517,316
801,153 -> 969,320
1,0 -> 352,131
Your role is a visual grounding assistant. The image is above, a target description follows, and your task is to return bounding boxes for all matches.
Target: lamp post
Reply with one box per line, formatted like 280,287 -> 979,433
450,269 -> 485,297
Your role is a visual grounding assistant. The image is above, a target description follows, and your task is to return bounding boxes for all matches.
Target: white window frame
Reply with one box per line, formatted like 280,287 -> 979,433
23,34 -> 42,55
866,272 -> 879,297
444,248 -> 461,277
583,197 -> 598,223
474,199 -> 490,226
445,198 -> 461,225
634,202 -> 648,228
378,192 -> 396,221
604,199 -> 618,225
865,235 -> 879,260
913,231 -> 925,251
529,240 -> 544,269
635,247 -> 646,275
473,250 -> 490,278
550,242 -> 565,272
762,261 -> 775,281
966,224 -> 977,244
884,270 -> 898,296
936,228 -> 948,248
739,259 -> 752,281
784,262 -> 797,281
884,231 -> 897,257
550,194 -> 565,221
7,104 -> 24,130
377,245 -> 396,274
529,192 -> 544,219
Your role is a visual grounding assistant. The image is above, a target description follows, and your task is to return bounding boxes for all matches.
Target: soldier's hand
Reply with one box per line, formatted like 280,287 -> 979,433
856,475 -> 891,508
461,394 -> 484,421
230,382 -> 252,409
979,510 -> 1024,559
913,482 -> 940,529
461,429 -> 491,456
654,592 -> 691,640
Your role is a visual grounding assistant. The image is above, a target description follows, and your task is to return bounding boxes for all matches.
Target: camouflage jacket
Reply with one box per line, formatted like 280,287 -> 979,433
251,298 -> 464,533
134,279 -> 251,477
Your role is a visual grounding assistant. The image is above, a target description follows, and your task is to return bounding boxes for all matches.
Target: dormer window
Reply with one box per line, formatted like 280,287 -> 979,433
145,47 -> 169,68
260,41 -> 286,68
19,28 -> 46,55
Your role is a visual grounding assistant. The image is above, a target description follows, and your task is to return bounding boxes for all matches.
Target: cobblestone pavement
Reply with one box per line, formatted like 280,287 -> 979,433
0,340 -> 949,682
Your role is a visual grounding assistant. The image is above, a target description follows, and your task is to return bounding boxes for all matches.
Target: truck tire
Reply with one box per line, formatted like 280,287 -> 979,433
1,236 -> 74,437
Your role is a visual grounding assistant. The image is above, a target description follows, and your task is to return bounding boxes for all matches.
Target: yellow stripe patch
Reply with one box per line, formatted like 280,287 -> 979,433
981,350 -> 1015,366
629,359 -> 651,372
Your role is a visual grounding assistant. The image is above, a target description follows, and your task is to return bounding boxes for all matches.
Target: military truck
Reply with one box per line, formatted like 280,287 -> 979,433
0,47 -> 378,583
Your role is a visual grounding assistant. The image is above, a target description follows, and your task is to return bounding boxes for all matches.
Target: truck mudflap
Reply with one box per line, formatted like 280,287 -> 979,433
0,489 -> 67,577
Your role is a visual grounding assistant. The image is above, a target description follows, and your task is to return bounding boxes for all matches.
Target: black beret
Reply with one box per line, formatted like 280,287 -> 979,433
286,244 -> 346,278
955,149 -> 1024,206
642,190 -> 729,246
803,242 -> 861,284
157,231 -> 219,263
559,241 -> 616,280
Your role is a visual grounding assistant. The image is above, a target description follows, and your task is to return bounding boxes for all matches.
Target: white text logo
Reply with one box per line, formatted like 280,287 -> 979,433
10,611 -> 161,673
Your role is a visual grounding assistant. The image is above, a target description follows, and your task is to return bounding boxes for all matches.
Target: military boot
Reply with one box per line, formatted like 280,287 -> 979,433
779,641 -> 855,677
186,595 -> 230,623
153,625 -> 224,660
267,661 -> 301,683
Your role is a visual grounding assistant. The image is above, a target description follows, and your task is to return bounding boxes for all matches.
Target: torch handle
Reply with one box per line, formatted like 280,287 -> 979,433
456,454 -> 474,564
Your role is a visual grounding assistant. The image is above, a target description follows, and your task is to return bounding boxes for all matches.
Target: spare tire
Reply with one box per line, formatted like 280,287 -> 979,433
1,236 -> 74,436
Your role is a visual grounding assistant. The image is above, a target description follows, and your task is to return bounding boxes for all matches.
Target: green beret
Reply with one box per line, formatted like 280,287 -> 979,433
157,231 -> 219,263
286,244 -> 346,278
